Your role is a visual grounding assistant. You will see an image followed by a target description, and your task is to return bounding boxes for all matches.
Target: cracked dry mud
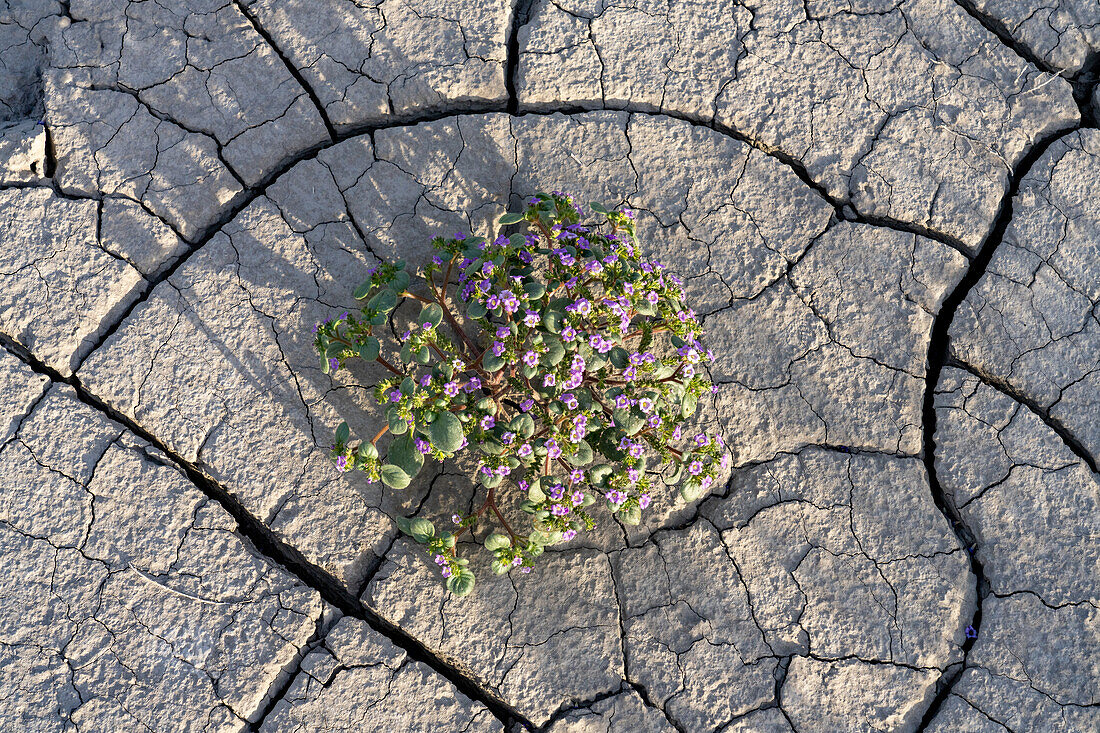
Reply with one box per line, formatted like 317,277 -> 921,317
0,0 -> 1095,730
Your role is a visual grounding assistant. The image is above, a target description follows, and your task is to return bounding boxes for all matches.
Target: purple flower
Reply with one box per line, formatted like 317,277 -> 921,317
543,374 -> 555,387
496,326 -> 511,339
518,444 -> 533,458
482,261 -> 495,276
335,455 -> 349,472
694,433 -> 708,447
466,377 -> 482,391
688,460 -> 703,476
502,431 -> 516,444
614,394 -> 631,409
561,325 -> 577,341
520,398 -> 534,411
501,290 -> 520,314
562,393 -> 578,409
571,490 -> 585,505
638,398 -> 654,413
492,341 -> 506,357
551,504 -> 571,516
645,291 -> 659,305
639,494 -> 651,510
562,529 -> 577,541
441,566 -> 453,578
523,310 -> 540,327
570,470 -> 584,483
434,554 -> 446,565
523,350 -> 539,367
390,390 -> 402,402
545,439 -> 562,459
480,415 -> 495,430
420,374 -> 432,387
605,490 -> 627,506
452,514 -> 462,524
444,381 -> 460,397
415,439 -> 431,454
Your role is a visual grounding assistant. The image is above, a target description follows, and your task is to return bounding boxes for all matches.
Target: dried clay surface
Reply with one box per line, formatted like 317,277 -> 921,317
0,0 -> 1095,729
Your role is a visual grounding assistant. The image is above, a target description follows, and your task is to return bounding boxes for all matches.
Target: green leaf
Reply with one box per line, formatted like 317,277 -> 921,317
419,303 -> 444,329
541,310 -> 563,334
589,201 -> 609,215
566,440 -> 594,466
510,413 -> 535,439
681,392 -> 698,418
387,432 -> 424,478
527,481 -> 546,502
321,355 -> 331,374
467,301 -> 487,319
680,480 -> 703,502
399,342 -> 414,364
484,533 -> 511,551
394,516 -> 412,535
400,376 -> 416,396
335,421 -> 350,444
482,354 -> 505,372
408,517 -> 435,543
620,504 -> 642,526
446,569 -> 476,596
608,346 -> 629,370
386,406 -> 408,435
357,442 -> 379,460
491,558 -> 511,575
667,461 -> 684,484
325,341 -> 344,358
543,336 -> 565,366
477,437 -> 505,455
380,463 -> 411,489
428,411 -> 464,453
523,281 -> 546,300
519,499 -> 539,514
613,408 -> 646,436
508,233 -> 527,248
499,212 -> 525,225
358,336 -> 380,361
368,289 -> 397,313
353,278 -> 373,299
588,463 -> 614,488
392,270 -> 410,292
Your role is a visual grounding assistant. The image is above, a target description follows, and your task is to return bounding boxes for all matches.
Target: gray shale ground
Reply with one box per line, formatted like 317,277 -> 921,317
0,0 -> 1096,730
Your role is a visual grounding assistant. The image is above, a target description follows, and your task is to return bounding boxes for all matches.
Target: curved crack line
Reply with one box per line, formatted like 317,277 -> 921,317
0,334 -> 528,731
915,122 -> 1085,730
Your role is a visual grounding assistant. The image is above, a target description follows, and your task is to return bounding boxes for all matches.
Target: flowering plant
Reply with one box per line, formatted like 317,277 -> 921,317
313,192 -> 728,596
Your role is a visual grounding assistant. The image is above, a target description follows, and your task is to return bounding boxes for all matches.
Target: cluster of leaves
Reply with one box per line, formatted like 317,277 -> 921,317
313,192 -> 729,596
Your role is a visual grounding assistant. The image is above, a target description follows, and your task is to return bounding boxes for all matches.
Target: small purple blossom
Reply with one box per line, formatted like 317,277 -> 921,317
480,415 -> 495,430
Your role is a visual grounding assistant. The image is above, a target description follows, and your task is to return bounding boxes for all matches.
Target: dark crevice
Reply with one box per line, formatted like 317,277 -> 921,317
915,122 -> 1082,730
946,357 -> 1098,475
505,0 -> 536,115
247,610 -> 334,730
0,335 -> 525,732
232,0 -> 339,141
950,0 -> 1098,127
